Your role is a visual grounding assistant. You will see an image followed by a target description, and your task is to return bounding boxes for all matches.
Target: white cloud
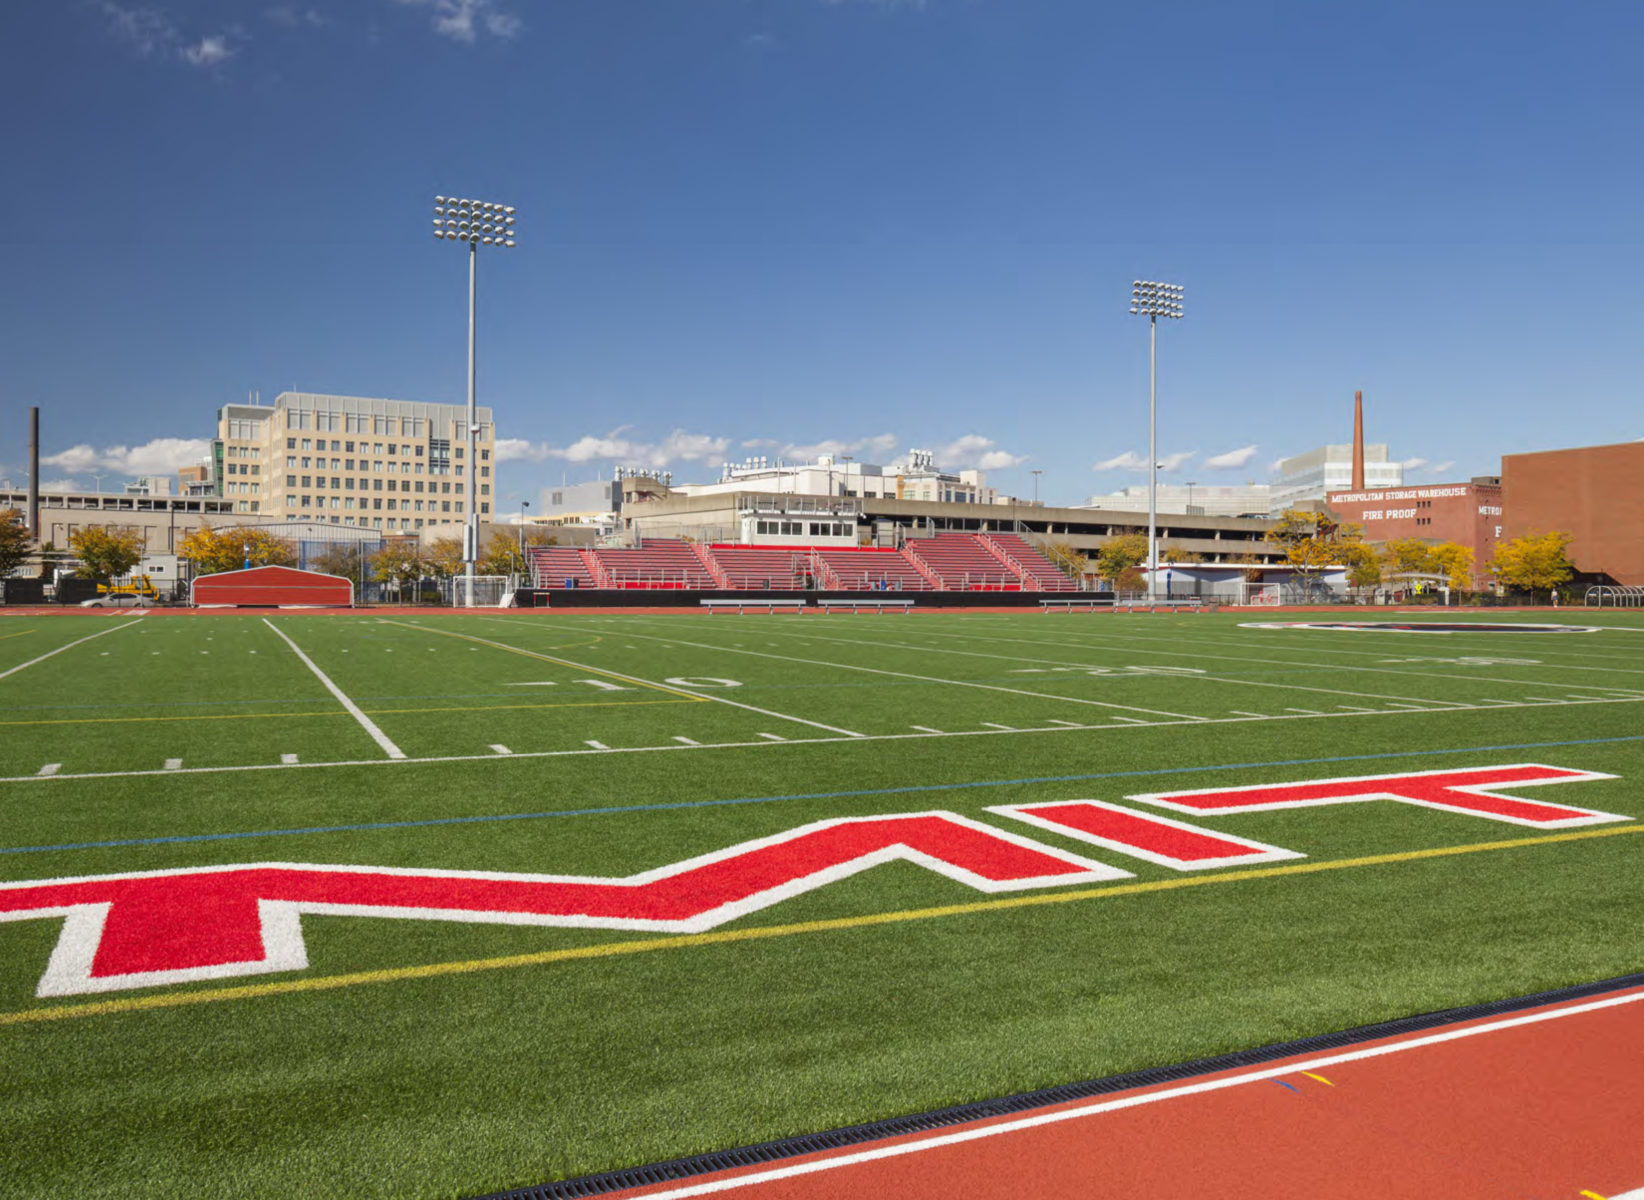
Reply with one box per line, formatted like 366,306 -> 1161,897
932,434 -> 1025,471
1094,450 -> 1146,471
100,3 -> 177,55
265,6 -> 328,28
1093,449 -> 1195,473
393,0 -> 522,44
42,438 -> 212,478
181,34 -> 235,66
498,429 -> 729,469
1400,456 -> 1428,471
1429,460 -> 1455,475
1202,444 -> 1258,471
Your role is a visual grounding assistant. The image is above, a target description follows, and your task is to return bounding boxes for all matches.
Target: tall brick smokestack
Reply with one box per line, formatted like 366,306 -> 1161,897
27,406 -> 39,537
1351,390 -> 1365,492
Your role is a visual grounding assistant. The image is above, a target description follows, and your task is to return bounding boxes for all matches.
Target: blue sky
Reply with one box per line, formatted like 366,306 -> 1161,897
2,0 -> 1641,509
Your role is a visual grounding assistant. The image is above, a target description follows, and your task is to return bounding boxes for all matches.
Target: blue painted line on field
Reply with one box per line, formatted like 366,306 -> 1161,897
4,732 -> 1641,859
1273,1080 -> 1300,1094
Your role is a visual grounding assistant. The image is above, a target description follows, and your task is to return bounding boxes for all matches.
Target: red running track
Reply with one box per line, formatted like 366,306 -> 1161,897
608,985 -> 1644,1199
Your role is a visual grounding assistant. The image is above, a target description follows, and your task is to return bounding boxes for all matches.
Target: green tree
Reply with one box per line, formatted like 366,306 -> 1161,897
68,525 -> 144,580
1427,542 -> 1477,592
0,508 -> 34,578
426,537 -> 463,580
1380,538 -> 1435,579
178,524 -> 297,575
1264,510 -> 1370,586
371,542 -> 429,604
1094,531 -> 1148,585
1490,531 -> 1574,602
479,528 -> 549,576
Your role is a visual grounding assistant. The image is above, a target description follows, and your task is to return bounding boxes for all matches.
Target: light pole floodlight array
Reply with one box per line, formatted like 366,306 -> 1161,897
1130,279 -> 1184,318
1128,278 -> 1186,603
433,194 -> 519,247
433,191 -> 519,605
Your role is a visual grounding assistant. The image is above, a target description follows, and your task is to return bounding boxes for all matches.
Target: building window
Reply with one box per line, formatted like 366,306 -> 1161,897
442,501 -> 451,513
300,476 -> 311,487
480,466 -> 490,478
300,439 -> 312,451
287,476 -> 297,487
286,438 -> 296,450
480,503 -> 489,514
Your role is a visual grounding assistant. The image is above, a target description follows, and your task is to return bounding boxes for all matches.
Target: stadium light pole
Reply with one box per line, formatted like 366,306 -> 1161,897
1031,469 -> 1042,505
1129,280 -> 1184,603
518,499 -> 529,562
433,193 -> 517,606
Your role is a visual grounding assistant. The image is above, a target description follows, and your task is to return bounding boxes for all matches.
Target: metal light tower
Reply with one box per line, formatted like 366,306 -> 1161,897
433,194 -> 517,606
1129,280 -> 1184,602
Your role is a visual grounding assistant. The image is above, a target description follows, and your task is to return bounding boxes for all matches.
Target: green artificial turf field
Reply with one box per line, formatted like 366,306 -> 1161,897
1,607 -> 1642,1198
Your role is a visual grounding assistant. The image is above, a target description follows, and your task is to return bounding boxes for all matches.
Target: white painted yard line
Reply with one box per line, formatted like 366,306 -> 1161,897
0,619 -> 141,683
409,621 -> 863,739
911,725 -> 944,734
4,694 -> 1640,788
36,763 -> 60,777
621,987 -> 1644,1200
261,619 -> 406,760
1228,711 -> 1269,718
1046,719 -> 1086,727
757,733 -> 786,742
489,744 -> 513,755
1284,708 -> 1320,714
1336,705 -> 1374,712
578,621 -> 1205,722
982,722 -> 1016,730
672,736 -> 701,746
881,621 -> 1644,697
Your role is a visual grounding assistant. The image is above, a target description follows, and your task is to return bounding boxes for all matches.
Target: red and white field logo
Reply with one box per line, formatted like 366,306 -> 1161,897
0,764 -> 1623,997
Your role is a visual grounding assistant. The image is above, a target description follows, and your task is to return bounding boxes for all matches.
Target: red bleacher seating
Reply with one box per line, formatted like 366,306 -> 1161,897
814,548 -> 934,591
591,539 -> 716,589
983,533 -> 1079,591
530,546 -> 596,589
905,534 -> 1024,591
707,546 -> 812,590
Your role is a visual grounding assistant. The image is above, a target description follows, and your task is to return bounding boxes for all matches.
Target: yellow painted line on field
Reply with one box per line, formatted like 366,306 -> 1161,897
0,698 -> 694,728
1579,1191 -> 1608,1199
379,619 -> 710,704
1300,1072 -> 1334,1086
3,822 -> 1641,1028
0,629 -> 36,641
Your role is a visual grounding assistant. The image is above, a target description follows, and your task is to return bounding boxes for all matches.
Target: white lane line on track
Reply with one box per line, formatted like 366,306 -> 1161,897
401,620 -> 863,739
622,987 -> 1644,1199
3,695 -> 1640,786
0,619 -> 141,683
569,621 -> 1206,722
262,619 -> 406,760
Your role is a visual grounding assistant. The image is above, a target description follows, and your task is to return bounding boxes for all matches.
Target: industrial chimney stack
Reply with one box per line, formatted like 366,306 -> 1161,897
1351,390 -> 1365,493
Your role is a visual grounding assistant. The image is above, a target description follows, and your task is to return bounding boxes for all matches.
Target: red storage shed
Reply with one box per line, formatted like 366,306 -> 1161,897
190,565 -> 354,608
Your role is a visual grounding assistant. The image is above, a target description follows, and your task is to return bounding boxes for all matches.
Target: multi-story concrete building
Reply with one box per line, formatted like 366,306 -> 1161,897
676,450 -> 1001,505
1269,443 -> 1403,514
211,392 -> 496,534
1081,482 -> 1273,518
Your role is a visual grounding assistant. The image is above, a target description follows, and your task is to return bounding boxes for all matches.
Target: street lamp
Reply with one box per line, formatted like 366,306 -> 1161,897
433,193 -> 518,606
1186,481 -> 1197,513
518,499 -> 529,563
1130,279 -> 1185,602
1031,469 -> 1042,505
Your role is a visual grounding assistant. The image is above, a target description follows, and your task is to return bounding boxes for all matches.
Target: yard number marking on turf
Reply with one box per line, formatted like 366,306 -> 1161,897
261,620 -> 406,760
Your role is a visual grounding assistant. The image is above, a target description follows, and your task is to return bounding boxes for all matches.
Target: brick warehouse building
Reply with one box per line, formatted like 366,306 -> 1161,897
1325,478 -> 1505,587
1502,439 -> 1644,586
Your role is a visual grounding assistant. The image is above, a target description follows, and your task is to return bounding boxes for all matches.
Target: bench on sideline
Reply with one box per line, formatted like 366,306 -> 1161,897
815,599 -> 915,614
1041,597 -> 1114,613
700,599 -> 806,615
1114,598 -> 1221,613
